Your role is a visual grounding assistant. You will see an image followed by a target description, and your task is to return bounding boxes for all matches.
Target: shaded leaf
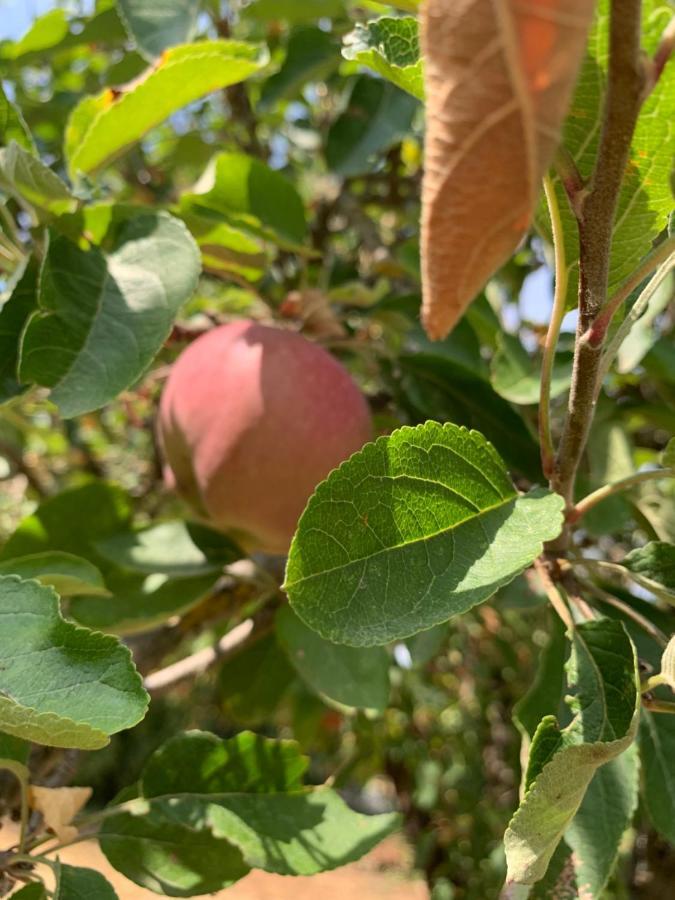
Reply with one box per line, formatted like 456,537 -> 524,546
69,572 -> 217,635
0,576 -> 148,749
142,730 -> 309,796
504,619 -> 640,886
490,333 -> 572,406
260,26 -> 339,108
0,83 -> 34,151
276,605 -> 390,711
55,864 -> 119,900
219,633 -> 296,726
247,0 -> 344,21
639,710 -> 675,844
117,0 -> 200,61
0,552 -> 109,597
343,16 -> 423,100
326,75 -> 418,177
94,520 -> 240,578
20,213 -> 200,417
420,0 -> 594,337
285,421 -> 564,646
100,730 -> 399,894
66,41 -> 269,177
183,151 -> 307,247
565,747 -> 640,898
0,259 -> 38,404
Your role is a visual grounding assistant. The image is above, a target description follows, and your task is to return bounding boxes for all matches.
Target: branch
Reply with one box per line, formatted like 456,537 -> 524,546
144,608 -> 274,693
551,0 -> 646,510
577,576 -> 669,647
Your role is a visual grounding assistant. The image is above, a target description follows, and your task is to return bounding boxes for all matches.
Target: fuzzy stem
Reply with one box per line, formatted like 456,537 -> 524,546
551,0 -> 646,511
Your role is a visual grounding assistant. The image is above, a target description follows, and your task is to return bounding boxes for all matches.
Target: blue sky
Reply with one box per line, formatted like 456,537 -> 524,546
0,1 -> 95,40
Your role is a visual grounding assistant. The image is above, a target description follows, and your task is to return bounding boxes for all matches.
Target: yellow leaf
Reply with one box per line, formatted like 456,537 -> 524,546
29,785 -> 92,843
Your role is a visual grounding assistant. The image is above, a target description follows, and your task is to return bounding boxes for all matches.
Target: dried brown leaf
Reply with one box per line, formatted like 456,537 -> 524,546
29,785 -> 92,844
420,0 -> 595,339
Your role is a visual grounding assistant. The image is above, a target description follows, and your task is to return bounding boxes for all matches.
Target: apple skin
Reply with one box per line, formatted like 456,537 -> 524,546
158,320 -> 373,554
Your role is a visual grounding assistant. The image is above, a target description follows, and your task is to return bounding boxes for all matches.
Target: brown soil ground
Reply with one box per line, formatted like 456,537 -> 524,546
2,823 -> 429,899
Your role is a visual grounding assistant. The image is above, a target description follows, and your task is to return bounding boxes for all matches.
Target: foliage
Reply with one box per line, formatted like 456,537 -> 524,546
0,1 -> 673,899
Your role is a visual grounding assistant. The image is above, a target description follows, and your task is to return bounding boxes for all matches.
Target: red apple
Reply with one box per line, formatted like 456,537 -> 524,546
158,320 -> 372,553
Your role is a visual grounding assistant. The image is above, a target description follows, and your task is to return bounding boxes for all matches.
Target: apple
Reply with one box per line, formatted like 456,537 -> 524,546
158,320 -> 373,553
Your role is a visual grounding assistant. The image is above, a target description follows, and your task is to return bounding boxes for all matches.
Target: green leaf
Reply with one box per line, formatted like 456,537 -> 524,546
19,212 -> 200,417
394,344 -> 543,479
565,747 -> 640,898
219,633 -> 296,725
0,83 -> 34,151
94,520 -> 240,577
117,0 -> 200,61
0,142 -> 76,219
260,26 -> 339,108
343,16 -> 423,100
276,605 -> 390,711
66,40 -> 269,177
0,552 -> 109,597
0,575 -> 148,749
3,9 -> 69,59
639,710 -> 675,843
0,259 -> 38,405
100,730 -> 399,894
101,805 -> 250,896
504,619 -> 640,887
622,541 -> 675,603
490,333 -> 572,406
326,75 -> 418,177
0,731 -> 30,768
539,0 -> 675,308
10,885 -> 47,900
284,421 -> 564,647
247,0 -> 345,20
142,730 -> 309,796
55,864 -> 119,900
182,152 -> 307,248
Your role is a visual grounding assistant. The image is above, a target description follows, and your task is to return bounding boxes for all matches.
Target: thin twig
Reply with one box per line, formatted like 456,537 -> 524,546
539,174 -> 570,480
588,234 -> 675,345
569,466 -> 674,522
533,557 -> 574,630
144,614 -> 272,693
649,14 -> 675,91
578,576 -> 669,648
596,250 -> 675,388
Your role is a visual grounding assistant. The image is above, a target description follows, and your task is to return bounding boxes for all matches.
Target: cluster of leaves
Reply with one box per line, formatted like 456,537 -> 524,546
0,1 -> 673,898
